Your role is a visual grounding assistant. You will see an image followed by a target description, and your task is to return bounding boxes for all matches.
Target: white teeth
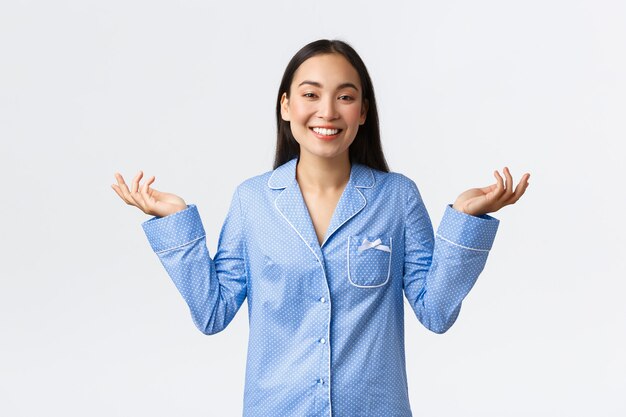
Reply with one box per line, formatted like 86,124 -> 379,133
312,127 -> 339,136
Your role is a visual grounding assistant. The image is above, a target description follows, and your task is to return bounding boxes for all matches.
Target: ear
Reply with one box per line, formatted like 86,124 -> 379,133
280,93 -> 290,121
359,99 -> 369,125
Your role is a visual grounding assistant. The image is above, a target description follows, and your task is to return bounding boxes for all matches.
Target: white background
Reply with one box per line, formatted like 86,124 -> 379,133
1,0 -> 625,416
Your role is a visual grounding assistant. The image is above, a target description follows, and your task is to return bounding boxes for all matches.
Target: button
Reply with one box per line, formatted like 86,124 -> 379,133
320,297 -> 326,303
319,338 -> 326,344
318,378 -> 324,384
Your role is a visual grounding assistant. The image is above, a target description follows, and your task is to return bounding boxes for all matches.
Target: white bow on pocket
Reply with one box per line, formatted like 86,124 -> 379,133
357,238 -> 391,253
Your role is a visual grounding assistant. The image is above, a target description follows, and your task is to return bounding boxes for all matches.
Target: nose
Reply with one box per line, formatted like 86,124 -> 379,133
317,96 -> 339,120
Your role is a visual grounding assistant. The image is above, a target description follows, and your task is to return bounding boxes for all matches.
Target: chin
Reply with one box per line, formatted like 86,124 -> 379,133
306,148 -> 350,161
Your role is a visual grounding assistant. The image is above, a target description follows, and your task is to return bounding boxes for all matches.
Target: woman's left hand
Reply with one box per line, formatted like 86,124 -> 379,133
452,167 -> 530,216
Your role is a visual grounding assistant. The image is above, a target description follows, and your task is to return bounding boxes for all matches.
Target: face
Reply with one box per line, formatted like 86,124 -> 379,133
280,53 -> 368,163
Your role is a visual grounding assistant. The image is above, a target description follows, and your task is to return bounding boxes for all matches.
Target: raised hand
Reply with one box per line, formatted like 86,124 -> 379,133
452,167 -> 530,217
111,171 -> 187,218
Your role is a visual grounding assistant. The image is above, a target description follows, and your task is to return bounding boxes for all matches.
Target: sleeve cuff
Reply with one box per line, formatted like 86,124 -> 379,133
141,204 -> 206,253
436,204 -> 499,251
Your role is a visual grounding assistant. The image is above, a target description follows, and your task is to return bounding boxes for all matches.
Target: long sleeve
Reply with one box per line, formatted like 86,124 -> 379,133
141,189 -> 248,335
402,180 -> 499,334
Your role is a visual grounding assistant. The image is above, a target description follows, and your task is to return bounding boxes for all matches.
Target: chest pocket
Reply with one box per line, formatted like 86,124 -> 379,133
347,235 -> 392,288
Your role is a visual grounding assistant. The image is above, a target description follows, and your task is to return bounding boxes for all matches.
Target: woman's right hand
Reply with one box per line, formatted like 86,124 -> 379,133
111,171 -> 187,218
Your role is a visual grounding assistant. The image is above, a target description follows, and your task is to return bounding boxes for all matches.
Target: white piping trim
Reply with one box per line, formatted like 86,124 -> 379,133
273,195 -> 333,414
321,187 -> 366,247
267,168 -> 286,190
354,166 -> 375,189
268,163 -> 375,190
154,235 -> 206,254
435,233 -> 490,252
347,236 -> 392,288
273,199 -> 321,267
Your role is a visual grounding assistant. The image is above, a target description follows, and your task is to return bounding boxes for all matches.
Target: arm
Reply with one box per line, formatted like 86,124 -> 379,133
402,167 -> 528,333
142,191 -> 248,335
403,181 -> 499,334
111,171 -> 247,334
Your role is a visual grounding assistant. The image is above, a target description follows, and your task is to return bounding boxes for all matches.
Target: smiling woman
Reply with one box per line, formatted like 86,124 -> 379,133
279,53 -> 368,164
274,39 -> 387,174
111,39 -> 530,417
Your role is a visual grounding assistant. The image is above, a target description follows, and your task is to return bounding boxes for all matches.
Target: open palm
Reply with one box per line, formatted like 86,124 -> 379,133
111,171 -> 187,218
452,167 -> 530,217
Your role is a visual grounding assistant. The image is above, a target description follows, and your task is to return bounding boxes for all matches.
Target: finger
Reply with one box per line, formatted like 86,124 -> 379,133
503,167 -> 514,196
131,170 -> 143,194
114,172 -> 127,186
129,187 -> 147,210
140,176 -> 156,204
111,184 -> 130,203
493,170 -> 505,199
143,175 -> 156,193
506,173 -> 531,204
115,173 -> 130,192
115,173 -> 134,200
112,173 -> 135,205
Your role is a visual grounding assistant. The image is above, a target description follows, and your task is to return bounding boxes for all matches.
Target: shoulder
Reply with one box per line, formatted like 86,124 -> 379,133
223,170 -> 275,218
367,167 -> 420,195
236,169 -> 273,191
365,167 -> 427,212
230,169 -> 275,204
236,158 -> 296,195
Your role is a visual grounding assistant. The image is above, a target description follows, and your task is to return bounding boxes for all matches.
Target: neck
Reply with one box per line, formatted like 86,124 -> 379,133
296,153 -> 351,191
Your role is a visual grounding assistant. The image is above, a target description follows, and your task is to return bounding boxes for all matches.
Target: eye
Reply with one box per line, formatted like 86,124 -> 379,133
338,95 -> 355,101
303,92 -> 317,98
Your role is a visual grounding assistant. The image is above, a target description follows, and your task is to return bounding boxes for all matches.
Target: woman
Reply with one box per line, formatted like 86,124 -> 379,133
112,39 -> 529,417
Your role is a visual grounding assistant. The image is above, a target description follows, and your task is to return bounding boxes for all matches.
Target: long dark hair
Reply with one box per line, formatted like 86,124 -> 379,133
273,39 -> 389,172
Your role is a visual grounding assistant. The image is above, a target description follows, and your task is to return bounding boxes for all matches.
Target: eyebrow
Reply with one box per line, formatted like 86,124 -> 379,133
297,80 -> 360,91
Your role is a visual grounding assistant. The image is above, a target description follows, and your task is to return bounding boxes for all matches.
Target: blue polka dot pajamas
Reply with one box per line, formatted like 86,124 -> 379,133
142,158 -> 499,416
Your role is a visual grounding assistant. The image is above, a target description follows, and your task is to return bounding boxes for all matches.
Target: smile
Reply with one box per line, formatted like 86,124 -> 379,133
311,127 -> 341,136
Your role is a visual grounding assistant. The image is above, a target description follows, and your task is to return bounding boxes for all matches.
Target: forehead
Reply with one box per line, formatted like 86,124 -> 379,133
291,53 -> 362,89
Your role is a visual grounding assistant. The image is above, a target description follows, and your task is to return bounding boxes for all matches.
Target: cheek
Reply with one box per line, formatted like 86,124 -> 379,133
289,101 -> 314,121
344,106 -> 365,125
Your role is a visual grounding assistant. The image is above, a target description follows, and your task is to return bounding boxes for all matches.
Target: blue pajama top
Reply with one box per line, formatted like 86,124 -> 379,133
142,158 -> 499,416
